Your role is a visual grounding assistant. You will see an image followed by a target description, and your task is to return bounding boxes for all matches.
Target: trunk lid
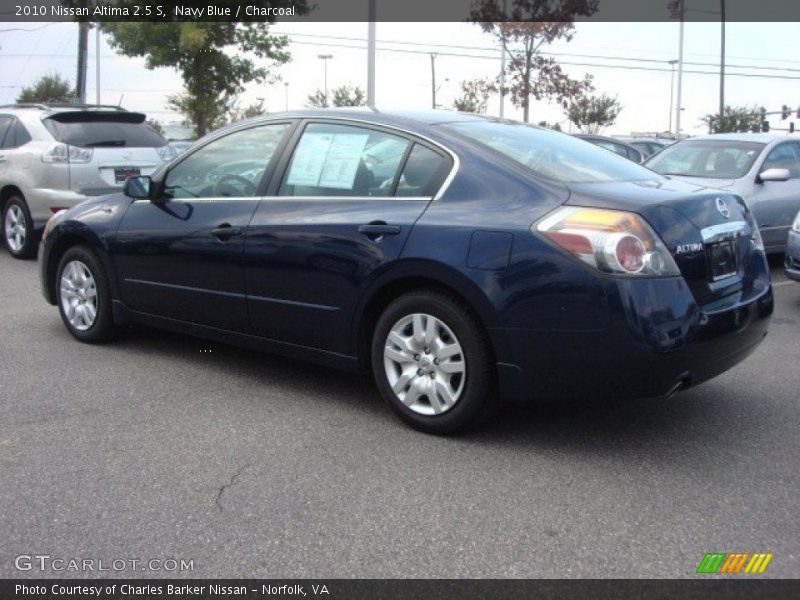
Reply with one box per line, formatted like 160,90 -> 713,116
566,178 -> 765,307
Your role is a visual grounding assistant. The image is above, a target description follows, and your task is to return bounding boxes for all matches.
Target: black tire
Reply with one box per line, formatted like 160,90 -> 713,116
2,195 -> 37,258
56,245 -> 119,343
371,289 -> 496,434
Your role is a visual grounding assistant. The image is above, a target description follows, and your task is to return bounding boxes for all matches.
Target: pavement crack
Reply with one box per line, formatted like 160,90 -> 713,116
214,463 -> 251,513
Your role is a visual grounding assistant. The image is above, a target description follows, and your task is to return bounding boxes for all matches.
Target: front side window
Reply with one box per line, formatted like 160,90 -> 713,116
280,123 -> 410,197
442,120 -> 659,184
646,140 -> 764,179
164,123 -> 289,199
761,143 -> 800,178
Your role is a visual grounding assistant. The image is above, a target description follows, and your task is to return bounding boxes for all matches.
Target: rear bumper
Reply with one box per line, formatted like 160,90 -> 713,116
491,277 -> 773,403
28,188 -> 93,227
785,229 -> 800,282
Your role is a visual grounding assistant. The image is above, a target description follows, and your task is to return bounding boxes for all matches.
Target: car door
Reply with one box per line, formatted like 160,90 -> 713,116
750,141 -> 800,250
112,121 -> 294,331
0,115 -> 13,182
244,120 -> 453,354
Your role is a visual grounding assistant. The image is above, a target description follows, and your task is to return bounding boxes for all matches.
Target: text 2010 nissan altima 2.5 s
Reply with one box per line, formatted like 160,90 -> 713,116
39,110 -> 774,434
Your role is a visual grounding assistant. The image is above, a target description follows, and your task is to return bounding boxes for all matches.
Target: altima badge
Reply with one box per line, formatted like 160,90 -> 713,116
716,197 -> 731,219
675,243 -> 704,255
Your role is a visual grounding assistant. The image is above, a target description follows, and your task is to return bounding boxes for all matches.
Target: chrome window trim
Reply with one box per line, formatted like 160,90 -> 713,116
132,196 -> 432,204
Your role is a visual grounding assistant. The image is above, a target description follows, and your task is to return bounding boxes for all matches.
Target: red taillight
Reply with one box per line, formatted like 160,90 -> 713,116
50,207 -> 69,214
544,231 -> 593,255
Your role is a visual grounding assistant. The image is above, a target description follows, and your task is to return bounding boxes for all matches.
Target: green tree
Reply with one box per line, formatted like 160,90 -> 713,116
452,78 -> 495,114
95,3 -> 307,136
537,120 -> 563,131
566,93 -> 622,133
702,105 -> 765,133
306,84 -> 366,108
16,73 -> 75,104
472,1 -> 598,122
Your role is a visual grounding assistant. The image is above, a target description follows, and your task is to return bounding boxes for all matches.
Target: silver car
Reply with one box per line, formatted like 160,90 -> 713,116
645,133 -> 800,254
0,104 -> 174,258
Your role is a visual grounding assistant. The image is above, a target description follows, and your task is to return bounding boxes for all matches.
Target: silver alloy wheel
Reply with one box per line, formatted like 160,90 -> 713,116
383,313 -> 466,416
4,204 -> 26,252
60,260 -> 99,331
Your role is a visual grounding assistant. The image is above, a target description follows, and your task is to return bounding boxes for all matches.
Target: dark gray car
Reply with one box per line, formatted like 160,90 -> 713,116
645,133 -> 800,254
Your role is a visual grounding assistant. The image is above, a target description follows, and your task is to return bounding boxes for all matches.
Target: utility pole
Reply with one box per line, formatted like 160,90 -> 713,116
498,0 -> 507,118
317,54 -> 333,106
675,0 -> 685,137
95,27 -> 101,105
719,0 -> 726,120
430,53 -> 437,109
76,22 -> 89,104
367,0 -> 376,107
668,59 -> 677,133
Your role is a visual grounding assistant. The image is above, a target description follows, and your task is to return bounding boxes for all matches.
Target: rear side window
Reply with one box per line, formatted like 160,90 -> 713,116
43,112 -> 166,148
280,123 -> 410,197
397,144 -> 451,197
2,119 -> 32,149
0,116 -> 12,147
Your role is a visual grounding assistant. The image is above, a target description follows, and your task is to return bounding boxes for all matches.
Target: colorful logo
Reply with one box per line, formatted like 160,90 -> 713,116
696,552 -> 773,574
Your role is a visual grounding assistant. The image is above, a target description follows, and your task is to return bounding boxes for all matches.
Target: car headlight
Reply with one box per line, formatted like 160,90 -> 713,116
793,211 -> 800,233
534,206 -> 681,277
42,209 -> 67,241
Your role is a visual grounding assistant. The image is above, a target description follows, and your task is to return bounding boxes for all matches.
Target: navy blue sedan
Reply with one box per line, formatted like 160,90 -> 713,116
40,110 -> 773,434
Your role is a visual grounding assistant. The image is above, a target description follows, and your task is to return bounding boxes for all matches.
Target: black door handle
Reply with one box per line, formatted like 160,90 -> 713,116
358,223 -> 401,240
211,224 -> 242,239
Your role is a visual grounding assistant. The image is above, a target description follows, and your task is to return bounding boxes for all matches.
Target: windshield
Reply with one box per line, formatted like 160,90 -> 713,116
44,113 -> 167,148
162,124 -> 196,141
441,120 -> 661,184
645,139 -> 764,179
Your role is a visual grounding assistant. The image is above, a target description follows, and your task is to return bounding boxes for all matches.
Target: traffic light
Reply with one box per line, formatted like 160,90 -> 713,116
781,105 -> 790,120
791,122 -> 796,134
797,106 -> 800,119
762,120 -> 770,132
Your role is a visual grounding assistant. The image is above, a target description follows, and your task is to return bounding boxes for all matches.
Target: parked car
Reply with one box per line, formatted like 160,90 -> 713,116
40,110 -> 773,433
644,133 -> 800,254
0,103 -> 175,258
161,123 -> 196,156
786,210 -> 800,282
573,133 -> 644,163
616,136 -> 672,158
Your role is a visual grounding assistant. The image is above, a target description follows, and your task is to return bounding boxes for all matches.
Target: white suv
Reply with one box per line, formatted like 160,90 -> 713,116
0,104 -> 175,258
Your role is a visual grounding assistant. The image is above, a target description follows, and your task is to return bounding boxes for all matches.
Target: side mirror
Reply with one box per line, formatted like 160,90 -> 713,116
123,175 -> 152,199
757,167 -> 791,183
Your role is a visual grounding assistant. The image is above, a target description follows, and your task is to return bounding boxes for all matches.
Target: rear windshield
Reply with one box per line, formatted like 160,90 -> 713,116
645,139 -> 764,179
43,112 -> 167,148
440,120 -> 661,184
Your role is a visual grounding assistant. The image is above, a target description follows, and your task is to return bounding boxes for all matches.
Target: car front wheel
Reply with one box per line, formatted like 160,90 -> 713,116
56,246 -> 119,343
371,290 -> 496,434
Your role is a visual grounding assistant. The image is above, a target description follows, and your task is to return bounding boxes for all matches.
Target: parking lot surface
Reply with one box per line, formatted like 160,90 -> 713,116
1,251 -> 798,578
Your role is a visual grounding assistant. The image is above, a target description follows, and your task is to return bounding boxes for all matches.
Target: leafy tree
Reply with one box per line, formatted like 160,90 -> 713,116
537,120 -> 563,131
702,105 -> 765,133
93,3 -> 308,136
331,84 -> 366,107
472,1 -> 598,122
566,93 -> 622,133
452,78 -> 495,114
306,84 -> 366,108
16,74 -> 75,104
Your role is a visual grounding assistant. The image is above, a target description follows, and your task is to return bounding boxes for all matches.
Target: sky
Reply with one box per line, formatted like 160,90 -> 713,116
0,20 -> 798,136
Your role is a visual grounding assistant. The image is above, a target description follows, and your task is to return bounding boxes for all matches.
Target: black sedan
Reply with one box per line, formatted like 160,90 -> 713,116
574,133 -> 645,163
40,109 -> 773,433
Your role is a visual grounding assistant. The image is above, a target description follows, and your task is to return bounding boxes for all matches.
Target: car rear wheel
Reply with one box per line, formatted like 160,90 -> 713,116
2,195 -> 36,258
371,290 -> 496,434
56,246 -> 119,343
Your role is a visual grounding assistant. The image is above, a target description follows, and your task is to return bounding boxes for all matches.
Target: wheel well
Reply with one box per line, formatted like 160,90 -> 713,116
356,276 -> 495,371
44,234 -> 90,304
0,185 -> 23,210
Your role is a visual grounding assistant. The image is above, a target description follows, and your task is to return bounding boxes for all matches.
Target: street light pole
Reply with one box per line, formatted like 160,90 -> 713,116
95,26 -> 100,105
668,59 -> 678,133
498,0 -> 507,118
719,0 -> 726,120
430,53 -> 437,109
317,54 -> 333,106
367,0 -> 376,107
284,82 -> 289,111
675,0 -> 685,136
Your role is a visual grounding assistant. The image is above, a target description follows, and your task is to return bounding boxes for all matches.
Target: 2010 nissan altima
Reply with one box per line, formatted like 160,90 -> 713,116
39,109 -> 774,434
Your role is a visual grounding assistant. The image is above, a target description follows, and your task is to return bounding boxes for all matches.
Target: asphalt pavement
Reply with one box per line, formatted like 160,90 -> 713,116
0,250 -> 798,578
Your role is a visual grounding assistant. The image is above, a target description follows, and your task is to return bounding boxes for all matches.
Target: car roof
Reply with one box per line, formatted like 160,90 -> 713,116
685,132 -> 794,144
